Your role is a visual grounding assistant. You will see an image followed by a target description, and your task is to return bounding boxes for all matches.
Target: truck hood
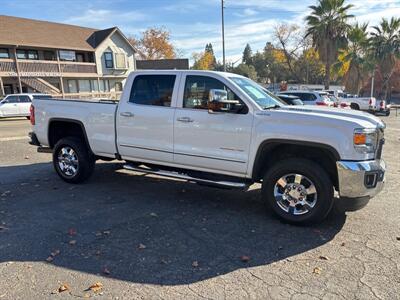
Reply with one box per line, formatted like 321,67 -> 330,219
278,105 -> 385,129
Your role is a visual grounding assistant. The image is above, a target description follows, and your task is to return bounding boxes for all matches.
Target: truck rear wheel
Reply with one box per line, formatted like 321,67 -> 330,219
53,137 -> 95,183
261,158 -> 334,224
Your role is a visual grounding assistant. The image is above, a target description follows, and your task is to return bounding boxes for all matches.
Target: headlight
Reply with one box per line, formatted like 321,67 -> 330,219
354,128 -> 378,153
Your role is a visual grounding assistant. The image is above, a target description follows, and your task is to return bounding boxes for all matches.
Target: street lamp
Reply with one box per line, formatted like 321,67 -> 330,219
221,0 -> 226,72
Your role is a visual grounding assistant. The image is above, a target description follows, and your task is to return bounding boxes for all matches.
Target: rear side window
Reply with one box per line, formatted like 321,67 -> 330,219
19,96 -> 31,102
298,93 -> 316,101
129,75 -> 176,107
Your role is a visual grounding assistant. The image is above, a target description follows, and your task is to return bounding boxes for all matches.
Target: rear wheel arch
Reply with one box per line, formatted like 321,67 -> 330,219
48,118 -> 92,153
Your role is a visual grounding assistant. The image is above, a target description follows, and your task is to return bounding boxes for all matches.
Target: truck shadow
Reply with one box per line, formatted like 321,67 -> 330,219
0,162 -> 346,285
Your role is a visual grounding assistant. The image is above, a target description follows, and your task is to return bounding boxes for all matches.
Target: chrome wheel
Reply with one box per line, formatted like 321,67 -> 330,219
57,146 -> 79,177
273,173 -> 317,215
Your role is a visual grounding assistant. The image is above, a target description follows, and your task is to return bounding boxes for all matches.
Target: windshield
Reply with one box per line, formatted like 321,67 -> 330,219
230,77 -> 284,109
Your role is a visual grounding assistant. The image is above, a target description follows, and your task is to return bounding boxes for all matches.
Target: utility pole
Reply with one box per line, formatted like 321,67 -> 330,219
370,70 -> 375,98
221,0 -> 226,72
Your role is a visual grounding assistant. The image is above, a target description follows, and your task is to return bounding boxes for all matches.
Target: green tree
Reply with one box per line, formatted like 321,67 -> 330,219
370,17 -> 400,100
242,44 -> 253,65
334,23 -> 372,94
306,0 -> 354,89
232,63 -> 258,80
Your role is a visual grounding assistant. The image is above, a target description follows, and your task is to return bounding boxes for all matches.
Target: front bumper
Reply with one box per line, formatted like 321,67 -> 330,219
336,159 -> 386,199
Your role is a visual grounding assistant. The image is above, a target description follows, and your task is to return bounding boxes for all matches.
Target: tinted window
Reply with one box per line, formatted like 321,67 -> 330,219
19,96 -> 31,102
184,75 -> 243,112
129,75 -> 176,107
104,52 -> 113,68
297,93 -> 316,101
0,48 -> 9,58
6,96 -> 18,103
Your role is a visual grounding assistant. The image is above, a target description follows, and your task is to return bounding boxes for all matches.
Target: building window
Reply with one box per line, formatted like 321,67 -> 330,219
104,52 -> 114,68
99,80 -> 110,92
115,82 -> 123,92
76,53 -> 85,62
0,48 -> 10,59
43,51 -> 56,61
67,80 -> 78,93
16,49 -> 39,60
115,53 -> 126,69
91,80 -> 99,92
59,50 -> 76,61
78,80 -> 91,92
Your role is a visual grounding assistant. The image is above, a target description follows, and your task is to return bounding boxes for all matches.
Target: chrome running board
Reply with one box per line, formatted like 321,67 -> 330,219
122,164 -> 248,189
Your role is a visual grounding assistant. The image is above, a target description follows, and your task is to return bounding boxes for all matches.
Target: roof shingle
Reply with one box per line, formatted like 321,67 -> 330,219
0,15 -> 116,51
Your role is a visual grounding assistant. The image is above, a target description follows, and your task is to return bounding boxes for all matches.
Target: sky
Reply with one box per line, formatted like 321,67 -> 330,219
1,0 -> 400,64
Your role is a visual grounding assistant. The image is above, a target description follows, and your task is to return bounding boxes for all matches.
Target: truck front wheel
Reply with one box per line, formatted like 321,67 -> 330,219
262,158 -> 334,224
53,137 -> 95,183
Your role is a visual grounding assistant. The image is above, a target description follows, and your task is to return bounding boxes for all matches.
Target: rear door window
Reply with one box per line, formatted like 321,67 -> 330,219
18,96 -> 31,103
129,75 -> 176,107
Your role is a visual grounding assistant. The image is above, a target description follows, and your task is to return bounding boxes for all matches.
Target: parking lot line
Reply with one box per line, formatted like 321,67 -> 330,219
0,136 -> 28,142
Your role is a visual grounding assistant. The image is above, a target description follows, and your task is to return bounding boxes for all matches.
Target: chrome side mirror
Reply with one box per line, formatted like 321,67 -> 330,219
208,89 -> 240,113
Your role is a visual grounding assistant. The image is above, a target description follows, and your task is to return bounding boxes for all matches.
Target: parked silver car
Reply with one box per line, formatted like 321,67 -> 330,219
0,94 -> 52,118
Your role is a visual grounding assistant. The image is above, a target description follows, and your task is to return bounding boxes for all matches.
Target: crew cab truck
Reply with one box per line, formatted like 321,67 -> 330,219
29,70 -> 386,224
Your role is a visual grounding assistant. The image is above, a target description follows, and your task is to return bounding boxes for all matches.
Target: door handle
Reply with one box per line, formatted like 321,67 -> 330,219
177,117 -> 194,123
120,112 -> 134,117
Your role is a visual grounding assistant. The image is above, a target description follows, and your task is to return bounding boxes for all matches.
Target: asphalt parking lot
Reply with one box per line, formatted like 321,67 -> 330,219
0,114 -> 399,300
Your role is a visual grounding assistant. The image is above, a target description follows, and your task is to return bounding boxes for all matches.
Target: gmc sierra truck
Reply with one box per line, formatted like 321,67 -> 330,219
29,70 -> 386,224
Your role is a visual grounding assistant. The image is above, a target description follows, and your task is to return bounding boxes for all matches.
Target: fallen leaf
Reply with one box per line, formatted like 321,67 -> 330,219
341,242 -> 346,247
240,255 -> 250,263
68,228 -> 77,236
149,212 -> 158,217
88,282 -> 103,293
160,259 -> 168,264
24,156 -> 30,159
102,230 -> 111,235
102,267 -> 110,275
69,240 -> 77,246
95,232 -> 102,237
396,237 -> 400,241
278,246 -> 283,250
51,249 -> 60,257
313,267 -> 322,274
192,261 -> 199,267
46,256 -> 54,262
1,191 -> 11,197
319,255 -> 329,260
95,250 -> 101,256
58,284 -> 69,292
138,243 -> 146,250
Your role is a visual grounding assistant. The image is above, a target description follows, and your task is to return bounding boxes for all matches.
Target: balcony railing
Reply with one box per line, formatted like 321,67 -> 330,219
0,59 -> 97,76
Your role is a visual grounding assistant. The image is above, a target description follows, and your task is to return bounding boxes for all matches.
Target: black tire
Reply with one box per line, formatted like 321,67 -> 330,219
261,158 -> 334,225
385,110 -> 390,116
53,137 -> 95,183
26,116 -> 30,120
350,103 -> 360,110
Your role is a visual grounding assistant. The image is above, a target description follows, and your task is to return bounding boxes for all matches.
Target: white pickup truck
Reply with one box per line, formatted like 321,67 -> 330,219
29,70 -> 386,224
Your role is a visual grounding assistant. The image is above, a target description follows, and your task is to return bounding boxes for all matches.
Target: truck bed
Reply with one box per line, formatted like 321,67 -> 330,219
32,98 -> 118,158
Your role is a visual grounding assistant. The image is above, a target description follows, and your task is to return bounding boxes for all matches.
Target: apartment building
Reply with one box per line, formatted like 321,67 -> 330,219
0,15 -> 136,99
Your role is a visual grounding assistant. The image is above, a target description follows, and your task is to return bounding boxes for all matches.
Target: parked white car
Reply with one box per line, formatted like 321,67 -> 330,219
278,90 -> 334,106
29,70 -> 386,224
0,93 -> 51,118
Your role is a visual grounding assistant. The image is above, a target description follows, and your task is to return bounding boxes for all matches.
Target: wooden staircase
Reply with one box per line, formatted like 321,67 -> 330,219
21,77 -> 60,95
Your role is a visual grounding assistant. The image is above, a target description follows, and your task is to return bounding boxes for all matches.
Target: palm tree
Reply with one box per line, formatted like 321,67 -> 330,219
334,23 -> 372,94
306,0 -> 354,89
370,17 -> 400,100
